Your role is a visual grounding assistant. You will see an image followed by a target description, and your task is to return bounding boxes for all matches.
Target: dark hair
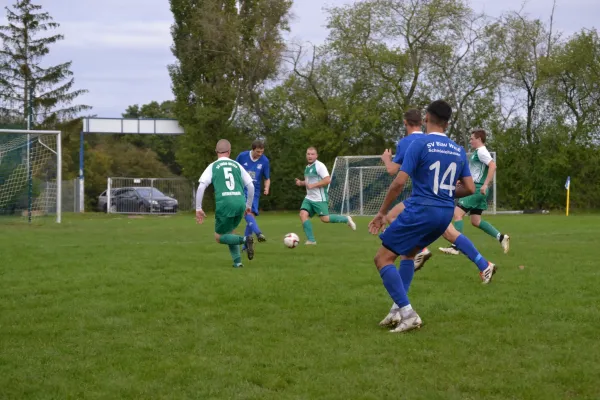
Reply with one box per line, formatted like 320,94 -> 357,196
426,100 -> 452,125
471,129 -> 487,143
403,108 -> 422,127
251,140 -> 265,150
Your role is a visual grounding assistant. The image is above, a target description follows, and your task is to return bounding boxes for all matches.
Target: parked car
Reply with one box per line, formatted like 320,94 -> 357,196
99,187 -> 179,213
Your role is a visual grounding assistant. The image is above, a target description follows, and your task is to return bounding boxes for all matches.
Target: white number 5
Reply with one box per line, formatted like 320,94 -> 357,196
223,167 -> 235,190
429,161 -> 457,195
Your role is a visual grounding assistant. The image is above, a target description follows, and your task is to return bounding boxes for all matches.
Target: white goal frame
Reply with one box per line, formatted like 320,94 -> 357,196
0,129 -> 62,223
328,153 -> 497,216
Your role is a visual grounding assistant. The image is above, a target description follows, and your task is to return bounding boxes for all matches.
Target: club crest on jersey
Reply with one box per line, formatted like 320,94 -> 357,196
257,164 -> 262,170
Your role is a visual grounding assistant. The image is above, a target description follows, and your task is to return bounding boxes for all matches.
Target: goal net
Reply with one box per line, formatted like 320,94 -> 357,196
0,129 -> 62,223
328,152 -> 496,216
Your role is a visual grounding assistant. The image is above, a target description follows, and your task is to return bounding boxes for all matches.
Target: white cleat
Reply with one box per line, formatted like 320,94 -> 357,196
347,216 -> 356,231
501,234 -> 510,254
414,248 -> 433,271
305,240 -> 317,245
439,246 -> 460,255
379,309 -> 402,327
389,310 -> 422,333
479,262 -> 497,284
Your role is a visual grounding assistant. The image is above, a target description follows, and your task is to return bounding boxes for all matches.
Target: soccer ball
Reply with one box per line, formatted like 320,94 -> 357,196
283,233 -> 300,248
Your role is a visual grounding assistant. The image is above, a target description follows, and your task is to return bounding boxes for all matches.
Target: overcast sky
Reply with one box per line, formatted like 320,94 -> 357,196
3,0 -> 597,118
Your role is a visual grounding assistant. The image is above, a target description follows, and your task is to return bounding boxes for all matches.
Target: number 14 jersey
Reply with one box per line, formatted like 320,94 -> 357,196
401,132 -> 471,209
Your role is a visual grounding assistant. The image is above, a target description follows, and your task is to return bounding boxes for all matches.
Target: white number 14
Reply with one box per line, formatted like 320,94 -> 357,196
429,161 -> 457,195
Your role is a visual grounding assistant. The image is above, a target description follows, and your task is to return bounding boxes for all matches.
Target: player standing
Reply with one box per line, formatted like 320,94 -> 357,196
196,139 -> 255,268
439,130 -> 510,255
295,147 -> 356,245
369,100 -> 492,333
236,140 -> 270,246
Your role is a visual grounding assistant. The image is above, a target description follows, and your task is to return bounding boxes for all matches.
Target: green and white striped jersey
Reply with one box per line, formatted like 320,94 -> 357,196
469,146 -> 494,185
304,160 -> 330,202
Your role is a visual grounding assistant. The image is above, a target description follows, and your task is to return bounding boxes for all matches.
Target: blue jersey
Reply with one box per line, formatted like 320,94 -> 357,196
400,133 -> 471,208
235,150 -> 270,193
392,132 -> 426,165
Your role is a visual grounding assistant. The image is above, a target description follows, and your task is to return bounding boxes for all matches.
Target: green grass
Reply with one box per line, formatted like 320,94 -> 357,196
1,213 -> 599,399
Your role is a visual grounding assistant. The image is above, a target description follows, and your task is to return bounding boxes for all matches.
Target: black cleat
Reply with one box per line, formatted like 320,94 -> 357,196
257,233 -> 267,243
245,236 -> 255,260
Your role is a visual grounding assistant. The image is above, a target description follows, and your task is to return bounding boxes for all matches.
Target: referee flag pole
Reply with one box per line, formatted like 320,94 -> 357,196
565,176 -> 571,216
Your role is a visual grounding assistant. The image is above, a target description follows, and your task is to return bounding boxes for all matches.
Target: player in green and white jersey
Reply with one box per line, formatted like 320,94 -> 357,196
439,130 -> 510,255
196,139 -> 256,267
295,147 -> 356,245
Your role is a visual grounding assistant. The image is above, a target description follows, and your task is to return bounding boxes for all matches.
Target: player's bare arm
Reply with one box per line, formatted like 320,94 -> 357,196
455,176 -> 475,198
306,176 -> 331,190
480,161 -> 496,195
295,178 -> 305,187
264,178 -> 271,195
381,149 -> 400,176
369,171 -> 409,234
196,209 -> 206,224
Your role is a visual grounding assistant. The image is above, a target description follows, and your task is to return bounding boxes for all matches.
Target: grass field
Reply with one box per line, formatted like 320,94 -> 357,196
1,212 -> 599,399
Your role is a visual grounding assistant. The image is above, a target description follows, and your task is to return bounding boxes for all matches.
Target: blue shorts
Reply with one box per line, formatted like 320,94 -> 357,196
380,203 -> 454,256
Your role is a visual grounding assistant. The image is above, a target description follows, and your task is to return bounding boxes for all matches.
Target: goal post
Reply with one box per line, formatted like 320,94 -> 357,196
328,153 -> 496,216
0,129 -> 62,223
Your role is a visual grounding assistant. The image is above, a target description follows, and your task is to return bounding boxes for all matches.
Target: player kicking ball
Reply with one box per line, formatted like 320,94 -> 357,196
295,147 -> 356,245
236,140 -> 270,249
369,100 -> 493,333
439,129 -> 510,255
196,139 -> 256,268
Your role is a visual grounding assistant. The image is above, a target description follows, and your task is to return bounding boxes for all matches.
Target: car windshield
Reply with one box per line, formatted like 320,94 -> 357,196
135,188 -> 166,198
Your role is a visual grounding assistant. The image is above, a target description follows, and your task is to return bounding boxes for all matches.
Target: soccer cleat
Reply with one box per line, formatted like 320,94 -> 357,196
389,310 -> 422,333
347,216 -> 357,231
233,263 -> 244,268
439,246 -> 460,255
379,309 -> 402,327
500,234 -> 510,254
257,233 -> 267,243
305,240 -> 317,245
245,236 -> 255,260
479,262 -> 497,284
414,248 -> 433,272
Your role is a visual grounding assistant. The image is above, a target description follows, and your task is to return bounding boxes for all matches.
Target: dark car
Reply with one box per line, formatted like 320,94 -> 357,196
106,187 -> 179,213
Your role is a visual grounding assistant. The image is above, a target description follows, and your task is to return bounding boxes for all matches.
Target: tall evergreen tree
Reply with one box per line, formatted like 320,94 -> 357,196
0,0 -> 90,127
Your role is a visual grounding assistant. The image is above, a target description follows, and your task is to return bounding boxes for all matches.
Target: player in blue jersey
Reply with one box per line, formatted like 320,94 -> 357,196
369,100 -> 496,333
236,140 -> 271,245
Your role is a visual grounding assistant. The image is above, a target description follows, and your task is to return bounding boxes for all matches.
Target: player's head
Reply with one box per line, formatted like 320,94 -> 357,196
251,139 -> 265,158
470,129 -> 486,148
215,139 -> 231,158
403,108 -> 422,133
306,147 -> 318,163
424,100 -> 452,132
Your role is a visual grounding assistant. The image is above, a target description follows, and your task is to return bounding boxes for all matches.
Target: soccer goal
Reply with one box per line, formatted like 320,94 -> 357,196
328,152 -> 496,216
0,129 -> 62,223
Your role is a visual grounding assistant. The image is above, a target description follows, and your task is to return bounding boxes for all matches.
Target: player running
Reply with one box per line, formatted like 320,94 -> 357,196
236,140 -> 270,248
295,147 -> 356,245
369,100 -> 495,333
196,139 -> 256,268
439,129 -> 510,255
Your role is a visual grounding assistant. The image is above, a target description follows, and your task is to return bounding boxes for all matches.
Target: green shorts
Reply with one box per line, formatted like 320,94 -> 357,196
458,185 -> 489,212
215,204 -> 245,235
301,198 -> 329,217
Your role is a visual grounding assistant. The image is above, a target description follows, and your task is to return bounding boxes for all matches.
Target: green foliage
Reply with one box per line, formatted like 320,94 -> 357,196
0,0 -> 90,124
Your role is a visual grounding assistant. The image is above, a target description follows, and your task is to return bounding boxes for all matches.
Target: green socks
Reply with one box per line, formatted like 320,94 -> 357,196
303,220 -> 315,242
219,234 -> 244,245
478,220 -> 501,240
453,219 -> 464,234
329,215 -> 348,224
228,244 -> 242,265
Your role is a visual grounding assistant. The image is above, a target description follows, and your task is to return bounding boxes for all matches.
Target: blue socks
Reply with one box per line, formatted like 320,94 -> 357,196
379,265 -> 410,309
244,214 -> 262,236
454,234 -> 489,272
399,259 -> 415,293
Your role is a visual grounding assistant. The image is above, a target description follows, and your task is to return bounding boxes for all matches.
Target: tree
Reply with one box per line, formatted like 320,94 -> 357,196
168,0 -> 292,179
0,0 -> 90,127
